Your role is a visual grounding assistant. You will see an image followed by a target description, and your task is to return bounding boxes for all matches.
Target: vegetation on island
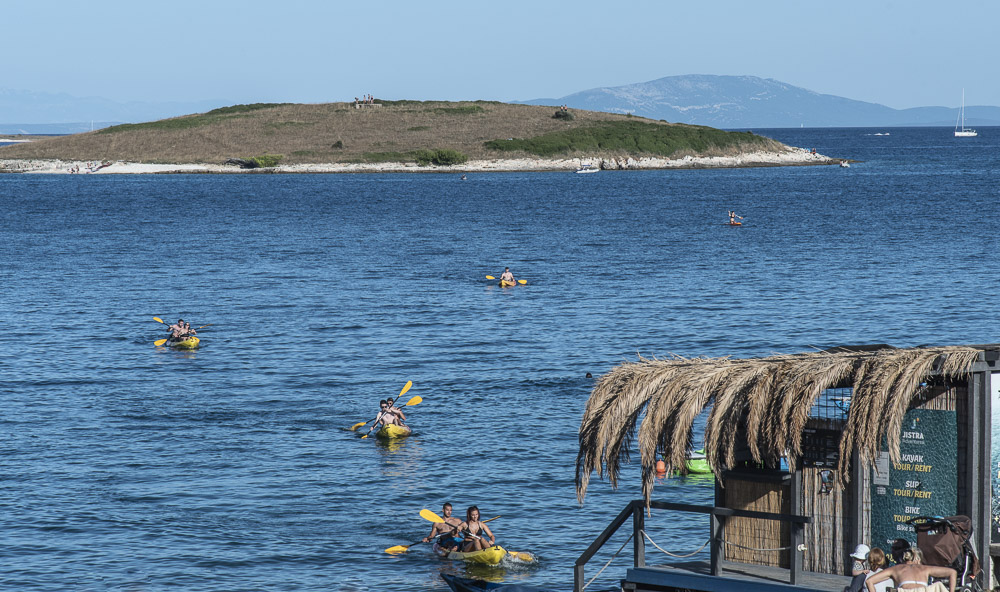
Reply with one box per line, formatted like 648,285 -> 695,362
0,100 -> 786,166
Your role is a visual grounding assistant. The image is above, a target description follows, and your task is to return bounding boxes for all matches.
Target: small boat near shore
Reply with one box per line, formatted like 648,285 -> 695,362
575,164 -> 598,174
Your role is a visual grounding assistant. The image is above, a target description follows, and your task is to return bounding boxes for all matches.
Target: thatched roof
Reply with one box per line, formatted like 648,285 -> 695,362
576,345 -> 985,505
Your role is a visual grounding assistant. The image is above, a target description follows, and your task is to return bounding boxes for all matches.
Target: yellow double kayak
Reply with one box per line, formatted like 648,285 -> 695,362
498,280 -> 516,287
167,336 -> 200,349
436,544 -> 508,565
375,424 -> 412,440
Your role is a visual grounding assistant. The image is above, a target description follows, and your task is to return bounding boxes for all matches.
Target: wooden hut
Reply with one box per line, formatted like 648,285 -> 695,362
575,344 -> 996,592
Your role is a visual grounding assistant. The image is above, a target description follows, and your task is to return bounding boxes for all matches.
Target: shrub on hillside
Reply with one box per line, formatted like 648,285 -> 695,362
415,149 -> 468,166
553,110 -> 574,120
250,154 -> 284,168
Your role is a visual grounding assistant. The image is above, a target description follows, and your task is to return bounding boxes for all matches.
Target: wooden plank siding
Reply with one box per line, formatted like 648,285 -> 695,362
721,478 -> 790,568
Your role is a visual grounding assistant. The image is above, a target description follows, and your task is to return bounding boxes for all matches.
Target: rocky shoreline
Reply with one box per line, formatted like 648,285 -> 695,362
0,147 -> 842,174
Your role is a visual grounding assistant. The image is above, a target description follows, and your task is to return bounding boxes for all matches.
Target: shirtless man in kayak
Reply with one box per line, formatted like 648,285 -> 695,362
458,506 -> 495,552
384,397 -> 406,425
423,502 -> 464,551
366,400 -> 410,436
499,267 -> 515,284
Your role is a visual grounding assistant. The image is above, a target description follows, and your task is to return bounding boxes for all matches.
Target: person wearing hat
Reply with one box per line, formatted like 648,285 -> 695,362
844,544 -> 871,592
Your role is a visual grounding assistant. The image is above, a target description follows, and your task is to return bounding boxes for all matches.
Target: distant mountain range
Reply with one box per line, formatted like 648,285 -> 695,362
4,76 -> 1000,133
0,88 -> 229,134
520,75 -> 1000,128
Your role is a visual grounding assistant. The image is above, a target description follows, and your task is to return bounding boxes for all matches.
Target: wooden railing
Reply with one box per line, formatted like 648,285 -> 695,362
574,500 -> 812,592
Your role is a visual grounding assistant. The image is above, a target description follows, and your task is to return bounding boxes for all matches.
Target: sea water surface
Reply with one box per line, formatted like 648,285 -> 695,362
2,127 -> 999,592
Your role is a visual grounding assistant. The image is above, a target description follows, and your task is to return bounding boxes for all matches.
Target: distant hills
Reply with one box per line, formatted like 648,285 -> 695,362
5,76 -> 1000,132
0,88 -> 228,134
521,75 -> 1000,128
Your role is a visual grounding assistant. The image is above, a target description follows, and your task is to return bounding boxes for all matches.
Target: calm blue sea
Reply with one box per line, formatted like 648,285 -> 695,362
2,127 -> 999,592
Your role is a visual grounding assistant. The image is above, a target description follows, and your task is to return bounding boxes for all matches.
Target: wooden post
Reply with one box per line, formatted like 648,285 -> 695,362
969,367 -> 992,586
790,468 -> 802,585
633,501 -> 645,568
710,512 -> 723,576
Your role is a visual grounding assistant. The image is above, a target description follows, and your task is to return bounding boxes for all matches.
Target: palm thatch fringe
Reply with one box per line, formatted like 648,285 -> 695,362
576,346 -> 983,505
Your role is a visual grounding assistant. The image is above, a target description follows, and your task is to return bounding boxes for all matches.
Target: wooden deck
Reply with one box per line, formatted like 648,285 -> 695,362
624,560 -> 852,592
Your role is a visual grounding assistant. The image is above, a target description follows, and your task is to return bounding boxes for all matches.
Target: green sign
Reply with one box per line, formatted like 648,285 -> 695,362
870,408 -> 957,550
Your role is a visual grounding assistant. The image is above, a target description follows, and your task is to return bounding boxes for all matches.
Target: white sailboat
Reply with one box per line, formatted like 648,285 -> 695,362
954,89 -> 977,137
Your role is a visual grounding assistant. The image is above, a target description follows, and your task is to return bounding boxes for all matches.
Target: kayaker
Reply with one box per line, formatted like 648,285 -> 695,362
366,400 -> 410,437
423,502 -> 464,551
167,319 -> 187,339
728,211 -> 744,224
384,397 -> 407,425
458,506 -> 495,552
499,268 -> 515,284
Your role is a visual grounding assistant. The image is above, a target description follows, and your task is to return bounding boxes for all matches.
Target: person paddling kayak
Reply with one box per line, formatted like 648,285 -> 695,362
728,211 -> 744,225
423,502 -> 464,551
366,400 -> 411,437
499,267 -> 516,286
457,506 -> 495,552
167,319 -> 197,340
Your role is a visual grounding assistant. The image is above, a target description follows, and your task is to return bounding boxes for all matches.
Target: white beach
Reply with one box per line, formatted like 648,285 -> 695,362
0,147 -> 840,175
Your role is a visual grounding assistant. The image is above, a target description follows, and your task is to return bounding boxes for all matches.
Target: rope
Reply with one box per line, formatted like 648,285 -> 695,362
641,530 -> 711,558
582,532 -> 633,591
720,539 -> 796,552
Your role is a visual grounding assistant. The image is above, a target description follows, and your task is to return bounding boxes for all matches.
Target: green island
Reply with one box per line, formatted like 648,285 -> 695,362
0,101 -> 797,168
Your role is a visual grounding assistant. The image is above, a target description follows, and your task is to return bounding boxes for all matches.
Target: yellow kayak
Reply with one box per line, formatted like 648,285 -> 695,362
375,424 -> 411,440
167,336 -> 200,349
437,544 -> 508,565
498,280 -> 516,287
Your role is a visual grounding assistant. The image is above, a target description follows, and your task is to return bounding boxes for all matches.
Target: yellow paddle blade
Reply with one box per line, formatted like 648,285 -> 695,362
349,421 -> 367,431
404,396 -> 422,406
360,434 -> 370,439
153,317 -> 164,324
485,275 -> 495,280
385,544 -> 409,554
420,509 -> 445,523
517,279 -> 527,285
154,339 -> 168,346
399,380 -> 412,397
509,551 -> 535,562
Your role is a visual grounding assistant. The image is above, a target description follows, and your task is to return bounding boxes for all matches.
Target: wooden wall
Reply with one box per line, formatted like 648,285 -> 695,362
721,477 -> 790,568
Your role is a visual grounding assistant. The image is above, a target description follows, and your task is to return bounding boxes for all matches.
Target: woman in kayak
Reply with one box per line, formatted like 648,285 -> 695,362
459,506 -> 495,552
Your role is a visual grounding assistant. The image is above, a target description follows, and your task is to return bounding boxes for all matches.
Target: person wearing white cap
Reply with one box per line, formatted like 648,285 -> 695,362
844,543 -> 871,592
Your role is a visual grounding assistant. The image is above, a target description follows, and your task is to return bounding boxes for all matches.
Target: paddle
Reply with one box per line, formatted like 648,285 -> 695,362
489,276 -> 527,285
385,515 -> 500,555
418,510 -> 531,560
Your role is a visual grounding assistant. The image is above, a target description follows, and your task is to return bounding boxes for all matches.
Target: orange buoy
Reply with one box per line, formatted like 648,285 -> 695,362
655,460 -> 666,473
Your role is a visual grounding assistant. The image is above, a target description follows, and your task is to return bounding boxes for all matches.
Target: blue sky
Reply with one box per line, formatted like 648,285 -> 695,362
6,0 -> 999,109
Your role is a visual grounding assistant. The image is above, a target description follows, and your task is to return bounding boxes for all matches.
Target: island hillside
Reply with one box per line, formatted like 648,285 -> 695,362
0,101 -> 788,166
